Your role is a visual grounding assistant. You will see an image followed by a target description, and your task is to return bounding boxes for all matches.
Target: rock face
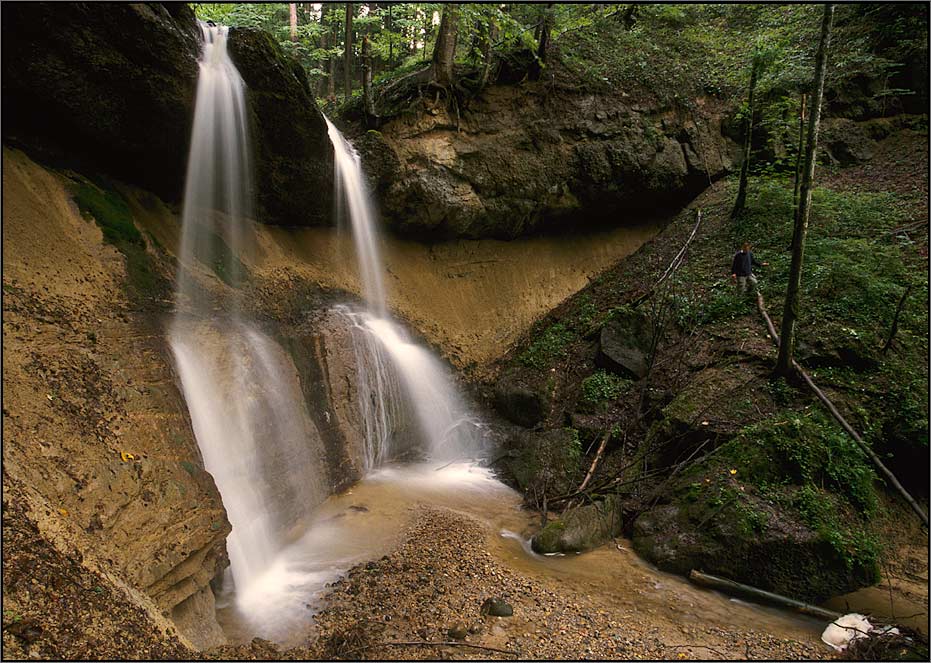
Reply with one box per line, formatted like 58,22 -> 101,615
1,3 -> 200,202
354,85 -> 740,239
2,148 -> 230,649
228,28 -> 333,226
1,4 -> 332,226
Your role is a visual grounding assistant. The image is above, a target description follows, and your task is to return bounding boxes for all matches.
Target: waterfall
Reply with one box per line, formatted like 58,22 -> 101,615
325,116 -> 387,316
168,23 -> 326,608
325,118 -> 488,465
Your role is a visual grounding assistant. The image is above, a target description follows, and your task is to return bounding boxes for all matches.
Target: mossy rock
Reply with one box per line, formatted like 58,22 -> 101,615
502,428 -> 581,500
531,495 -> 623,554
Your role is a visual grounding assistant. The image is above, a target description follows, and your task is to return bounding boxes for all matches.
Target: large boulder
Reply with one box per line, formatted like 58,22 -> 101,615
1,3 -> 201,201
596,308 -> 654,379
631,496 -> 879,603
228,28 -> 332,226
494,372 -> 548,428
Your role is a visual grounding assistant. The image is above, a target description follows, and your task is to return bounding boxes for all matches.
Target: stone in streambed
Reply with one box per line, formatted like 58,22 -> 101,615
448,622 -> 469,640
480,597 -> 513,617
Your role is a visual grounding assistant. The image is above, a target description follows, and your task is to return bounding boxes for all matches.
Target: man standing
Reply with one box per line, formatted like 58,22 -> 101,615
731,241 -> 767,293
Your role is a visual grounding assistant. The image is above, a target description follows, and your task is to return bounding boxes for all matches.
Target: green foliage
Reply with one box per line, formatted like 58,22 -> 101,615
580,370 -> 631,406
722,411 -> 878,514
71,179 -> 142,247
518,322 -> 575,369
792,485 -> 881,576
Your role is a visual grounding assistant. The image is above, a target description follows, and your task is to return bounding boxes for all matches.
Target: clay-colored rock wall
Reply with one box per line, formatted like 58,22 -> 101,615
2,147 -> 230,649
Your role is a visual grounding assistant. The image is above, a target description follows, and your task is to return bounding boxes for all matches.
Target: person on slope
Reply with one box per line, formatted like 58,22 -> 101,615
730,241 -> 767,294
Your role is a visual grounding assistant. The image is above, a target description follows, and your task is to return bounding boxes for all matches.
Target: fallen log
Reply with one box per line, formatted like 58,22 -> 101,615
688,569 -> 842,621
755,292 -> 929,528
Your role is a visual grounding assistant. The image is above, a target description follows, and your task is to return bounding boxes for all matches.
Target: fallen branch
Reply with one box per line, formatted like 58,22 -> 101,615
688,570 -> 842,621
667,643 -> 729,659
755,292 -> 929,527
632,208 -> 703,308
345,640 -> 520,659
577,429 -> 611,493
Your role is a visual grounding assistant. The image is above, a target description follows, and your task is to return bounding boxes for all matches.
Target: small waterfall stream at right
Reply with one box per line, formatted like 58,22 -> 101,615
324,116 -> 491,469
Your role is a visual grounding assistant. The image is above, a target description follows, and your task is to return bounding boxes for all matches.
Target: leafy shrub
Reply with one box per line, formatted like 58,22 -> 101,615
580,370 -> 631,405
518,322 -> 575,369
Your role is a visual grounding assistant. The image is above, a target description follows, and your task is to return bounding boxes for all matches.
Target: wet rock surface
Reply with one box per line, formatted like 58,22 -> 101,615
227,28 -> 333,227
532,496 -> 624,555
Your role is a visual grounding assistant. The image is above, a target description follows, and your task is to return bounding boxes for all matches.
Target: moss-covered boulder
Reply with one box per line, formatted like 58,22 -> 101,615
596,308 -> 655,379
532,495 -> 623,554
502,428 -> 581,500
228,27 -> 332,226
632,413 -> 883,603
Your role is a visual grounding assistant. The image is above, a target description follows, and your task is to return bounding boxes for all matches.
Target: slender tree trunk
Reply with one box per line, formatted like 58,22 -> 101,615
362,35 -> 375,126
530,2 -> 554,80
731,57 -> 761,219
621,3 -> 639,29
479,18 -> 498,89
776,4 -> 834,375
792,93 -> 807,220
343,2 -> 354,99
289,3 -> 298,41
422,9 -> 430,61
387,3 -> 393,67
432,4 -> 459,87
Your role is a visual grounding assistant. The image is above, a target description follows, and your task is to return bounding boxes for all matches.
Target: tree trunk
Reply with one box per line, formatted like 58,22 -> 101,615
530,3 -> 554,80
731,56 -> 761,218
776,4 -> 834,375
362,35 -> 375,127
432,3 -> 458,87
289,3 -> 298,41
621,3 -> 639,29
792,93 -> 807,221
479,18 -> 498,89
387,3 -> 393,67
343,2 -> 353,100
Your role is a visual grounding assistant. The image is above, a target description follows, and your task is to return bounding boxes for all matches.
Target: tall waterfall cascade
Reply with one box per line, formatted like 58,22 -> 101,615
324,117 -> 489,468
168,23 -> 327,612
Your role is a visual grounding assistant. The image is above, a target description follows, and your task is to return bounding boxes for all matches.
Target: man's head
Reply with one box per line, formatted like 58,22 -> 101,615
742,241 -> 752,252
